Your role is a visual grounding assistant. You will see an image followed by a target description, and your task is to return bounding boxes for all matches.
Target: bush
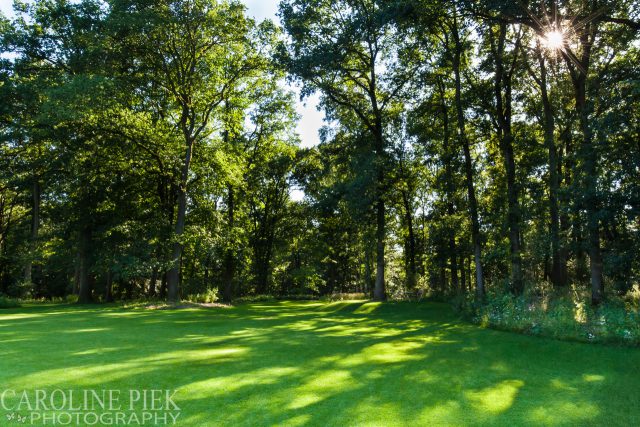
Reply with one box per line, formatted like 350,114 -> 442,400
185,287 -> 219,304
233,294 -> 321,303
326,292 -> 367,301
233,295 -> 277,303
279,294 -> 320,301
624,284 -> 640,310
457,287 -> 640,346
0,295 -> 21,309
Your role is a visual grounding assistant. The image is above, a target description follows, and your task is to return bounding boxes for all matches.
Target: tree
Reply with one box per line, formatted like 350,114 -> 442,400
280,0 -> 421,301
113,0 -> 257,302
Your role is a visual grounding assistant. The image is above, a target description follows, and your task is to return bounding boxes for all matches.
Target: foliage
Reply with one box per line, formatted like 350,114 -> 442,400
457,287 -> 640,346
185,287 -> 220,304
0,0 -> 639,319
326,292 -> 368,301
0,294 -> 20,308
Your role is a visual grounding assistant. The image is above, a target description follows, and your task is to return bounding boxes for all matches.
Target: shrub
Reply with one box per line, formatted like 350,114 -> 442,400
185,288 -> 219,304
233,295 -> 276,303
326,292 -> 367,301
624,284 -> 640,310
0,295 -> 21,309
457,287 -> 640,346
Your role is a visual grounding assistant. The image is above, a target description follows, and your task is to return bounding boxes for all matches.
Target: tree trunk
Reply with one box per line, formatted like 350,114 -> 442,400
566,24 -> 604,305
503,135 -> 523,294
439,255 -> 447,295
460,251 -> 466,294
256,251 -> 271,295
364,239 -> 373,297
77,226 -> 93,304
535,48 -> 564,287
167,139 -> 194,302
438,78 -> 460,294
160,272 -> 167,299
222,185 -> 235,303
23,179 -> 40,286
148,267 -> 158,298
372,112 -> 386,301
401,189 -> 417,290
492,23 -> 523,294
575,77 -> 604,305
440,81 -> 459,293
452,17 -> 484,299
558,129 -> 571,286
373,197 -> 386,301
104,270 -> 114,303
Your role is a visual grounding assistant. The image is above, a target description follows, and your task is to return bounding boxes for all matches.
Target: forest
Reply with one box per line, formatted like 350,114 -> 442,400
1,0 -> 639,320
2,1 -> 640,425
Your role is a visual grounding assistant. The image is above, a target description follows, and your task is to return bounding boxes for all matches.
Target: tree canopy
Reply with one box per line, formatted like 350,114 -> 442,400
1,0 -> 639,308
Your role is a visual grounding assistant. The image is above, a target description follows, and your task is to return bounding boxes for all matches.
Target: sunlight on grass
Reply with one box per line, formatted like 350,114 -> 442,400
550,378 -> 578,392
528,401 -> 600,424
419,400 -> 462,425
353,302 -> 382,314
0,313 -> 45,321
338,340 -> 426,366
63,327 -> 110,333
465,379 -> 524,413
1,301 -> 639,426
289,370 -> 355,409
185,367 -> 299,399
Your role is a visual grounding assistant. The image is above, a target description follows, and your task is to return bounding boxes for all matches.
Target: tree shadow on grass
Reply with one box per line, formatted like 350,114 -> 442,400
0,301 -> 639,426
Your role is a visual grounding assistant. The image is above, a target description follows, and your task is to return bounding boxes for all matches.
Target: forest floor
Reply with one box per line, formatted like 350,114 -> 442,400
1,301 -> 639,426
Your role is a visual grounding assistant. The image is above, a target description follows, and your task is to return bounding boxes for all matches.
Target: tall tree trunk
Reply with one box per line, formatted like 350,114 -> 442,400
203,258 -> 209,289
364,238 -> 373,296
254,195 -> 278,295
77,226 -> 93,304
492,23 -> 523,294
449,234 -> 459,293
439,254 -> 447,295
566,23 -> 604,305
460,251 -> 466,294
401,189 -> 417,290
373,197 -> 386,301
533,48 -> 564,287
148,267 -> 158,298
222,185 -> 235,303
372,120 -> 386,301
575,76 -> 604,304
452,16 -> 484,299
438,78 -> 460,294
23,179 -> 40,286
167,139 -> 194,302
104,270 -> 113,303
257,243 -> 273,294
467,254 -> 472,291
558,129 -> 571,285
160,272 -> 167,299
73,255 -> 80,295
503,135 -> 523,294
563,123 -> 588,282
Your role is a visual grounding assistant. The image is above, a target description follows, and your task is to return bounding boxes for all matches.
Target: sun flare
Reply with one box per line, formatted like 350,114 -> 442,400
543,30 -> 565,50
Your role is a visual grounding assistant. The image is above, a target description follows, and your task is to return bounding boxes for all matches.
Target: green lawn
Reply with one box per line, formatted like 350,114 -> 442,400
1,301 -> 639,426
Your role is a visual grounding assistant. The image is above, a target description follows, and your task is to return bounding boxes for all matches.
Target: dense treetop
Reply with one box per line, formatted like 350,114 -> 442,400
1,0 -> 639,308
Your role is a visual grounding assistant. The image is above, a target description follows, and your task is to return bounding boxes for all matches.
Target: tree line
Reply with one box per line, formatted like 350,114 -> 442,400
1,0 -> 638,305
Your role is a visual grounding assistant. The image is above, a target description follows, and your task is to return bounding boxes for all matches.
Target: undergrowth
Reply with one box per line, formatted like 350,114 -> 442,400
455,283 -> 640,346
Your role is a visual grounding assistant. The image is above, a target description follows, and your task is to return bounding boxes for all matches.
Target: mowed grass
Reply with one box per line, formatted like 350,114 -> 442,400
1,301 -> 639,426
